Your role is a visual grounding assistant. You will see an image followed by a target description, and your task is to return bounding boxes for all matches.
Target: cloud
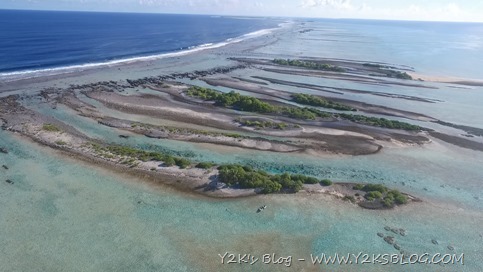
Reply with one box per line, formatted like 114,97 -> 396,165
138,0 -> 241,9
300,0 -> 353,10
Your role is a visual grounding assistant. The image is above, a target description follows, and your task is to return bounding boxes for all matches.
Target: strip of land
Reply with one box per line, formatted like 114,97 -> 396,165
0,94 -> 419,208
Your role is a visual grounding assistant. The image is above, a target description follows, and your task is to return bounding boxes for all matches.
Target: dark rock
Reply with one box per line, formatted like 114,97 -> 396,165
384,226 -> 391,231
119,135 -> 130,139
391,228 -> 400,235
432,239 -> 439,245
399,229 -> 406,236
394,244 -> 401,250
5,179 -> 14,184
2,165 -> 8,170
384,236 -> 395,245
0,147 -> 8,154
377,232 -> 384,238
447,245 -> 454,251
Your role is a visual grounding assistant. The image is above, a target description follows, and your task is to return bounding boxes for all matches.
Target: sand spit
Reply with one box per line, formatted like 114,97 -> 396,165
407,72 -> 483,87
85,90 -> 236,130
429,132 -> 483,152
99,117 -> 303,153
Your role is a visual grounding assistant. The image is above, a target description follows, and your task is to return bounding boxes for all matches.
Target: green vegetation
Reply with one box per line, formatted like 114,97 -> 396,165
337,113 -> 422,131
291,174 -> 320,184
365,191 -> 383,201
383,70 -> 412,80
237,119 -> 288,130
353,184 -> 364,190
130,121 -> 245,139
187,86 -> 276,113
217,164 -> 282,194
187,86 -> 331,120
382,190 -> 408,207
320,179 -> 333,186
217,164 -> 326,194
361,184 -> 388,193
280,106 -> 331,120
363,63 -> 390,69
173,157 -> 191,169
188,87 -> 420,131
363,63 -> 412,80
55,140 -> 67,145
353,183 -> 408,207
195,162 -> 216,169
163,156 -> 176,167
42,123 -> 61,132
291,93 -> 356,111
273,59 -> 345,72
90,143 -> 192,169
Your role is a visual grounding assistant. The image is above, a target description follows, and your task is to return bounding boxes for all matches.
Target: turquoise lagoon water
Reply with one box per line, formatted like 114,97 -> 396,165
1,126 -> 481,272
258,19 -> 483,79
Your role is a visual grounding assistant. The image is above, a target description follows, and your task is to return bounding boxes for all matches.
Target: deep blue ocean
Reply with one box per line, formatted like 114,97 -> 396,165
0,9 -> 279,73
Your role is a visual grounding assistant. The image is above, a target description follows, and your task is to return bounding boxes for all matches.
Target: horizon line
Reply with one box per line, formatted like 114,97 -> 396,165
1,8 -> 483,24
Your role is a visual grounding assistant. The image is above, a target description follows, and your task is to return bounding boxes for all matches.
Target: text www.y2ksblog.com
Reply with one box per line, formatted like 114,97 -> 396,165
219,252 -> 465,267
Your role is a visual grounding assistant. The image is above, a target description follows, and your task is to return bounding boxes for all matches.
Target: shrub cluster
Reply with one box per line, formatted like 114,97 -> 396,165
187,86 -> 331,120
131,121 -> 245,139
187,87 -> 276,113
363,63 -> 389,68
338,114 -> 421,131
237,119 -> 288,130
363,63 -> 412,80
187,86 -> 421,131
291,93 -> 355,111
217,164 -> 328,194
384,70 -> 412,80
273,59 -> 345,72
42,123 -> 61,132
91,144 -> 192,169
195,162 -> 216,169
353,183 -> 408,207
280,106 -> 331,120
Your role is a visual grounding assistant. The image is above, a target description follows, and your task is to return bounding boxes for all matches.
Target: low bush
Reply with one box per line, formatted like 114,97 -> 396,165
42,123 -> 61,132
196,162 -> 216,169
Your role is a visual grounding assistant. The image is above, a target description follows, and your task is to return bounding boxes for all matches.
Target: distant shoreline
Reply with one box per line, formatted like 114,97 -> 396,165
0,18 -> 285,83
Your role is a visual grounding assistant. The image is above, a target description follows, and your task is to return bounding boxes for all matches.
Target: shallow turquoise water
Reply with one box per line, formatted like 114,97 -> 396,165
1,129 -> 481,272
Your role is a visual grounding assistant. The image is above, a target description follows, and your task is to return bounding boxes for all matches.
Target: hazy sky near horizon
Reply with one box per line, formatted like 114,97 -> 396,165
2,0 -> 483,22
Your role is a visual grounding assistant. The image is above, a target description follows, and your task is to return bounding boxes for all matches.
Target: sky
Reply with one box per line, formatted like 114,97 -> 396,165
1,0 -> 483,22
